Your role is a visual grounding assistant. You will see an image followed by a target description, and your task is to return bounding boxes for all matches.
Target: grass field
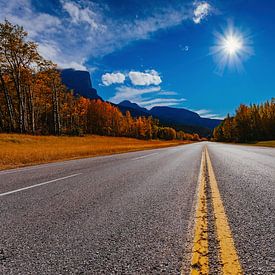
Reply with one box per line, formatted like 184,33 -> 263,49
0,134 -> 191,170
248,140 -> 275,148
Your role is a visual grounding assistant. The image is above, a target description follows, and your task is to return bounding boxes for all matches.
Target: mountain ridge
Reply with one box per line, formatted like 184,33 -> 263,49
118,100 -> 221,129
119,100 -> 149,113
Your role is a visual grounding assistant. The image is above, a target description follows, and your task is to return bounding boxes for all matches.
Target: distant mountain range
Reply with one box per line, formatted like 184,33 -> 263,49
149,106 -> 221,129
118,100 -> 221,136
60,69 -> 222,136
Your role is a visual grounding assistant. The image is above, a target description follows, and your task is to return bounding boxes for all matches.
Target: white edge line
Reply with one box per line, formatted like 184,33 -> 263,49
132,153 -> 159,160
0,173 -> 81,197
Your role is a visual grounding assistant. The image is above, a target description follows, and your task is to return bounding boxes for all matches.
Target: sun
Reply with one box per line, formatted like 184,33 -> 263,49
223,34 -> 243,55
210,23 -> 253,74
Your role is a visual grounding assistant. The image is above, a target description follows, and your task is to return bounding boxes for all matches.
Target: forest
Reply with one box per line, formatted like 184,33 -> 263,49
213,99 -> 275,142
0,20 -> 200,141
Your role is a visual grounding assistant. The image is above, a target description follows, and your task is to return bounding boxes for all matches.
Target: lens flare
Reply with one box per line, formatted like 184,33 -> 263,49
210,23 -> 253,74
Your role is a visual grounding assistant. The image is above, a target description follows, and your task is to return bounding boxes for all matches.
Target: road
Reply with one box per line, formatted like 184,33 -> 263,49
0,142 -> 274,274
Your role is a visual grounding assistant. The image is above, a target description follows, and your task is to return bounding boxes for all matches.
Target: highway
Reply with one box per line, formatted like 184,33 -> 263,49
0,142 -> 274,274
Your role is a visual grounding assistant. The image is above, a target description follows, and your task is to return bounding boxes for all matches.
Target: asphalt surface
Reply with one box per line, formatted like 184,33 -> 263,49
0,142 -> 274,274
207,143 -> 275,274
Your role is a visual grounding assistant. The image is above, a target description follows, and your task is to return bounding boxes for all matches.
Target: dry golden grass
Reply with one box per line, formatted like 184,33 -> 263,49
0,134 -> 191,170
248,140 -> 275,148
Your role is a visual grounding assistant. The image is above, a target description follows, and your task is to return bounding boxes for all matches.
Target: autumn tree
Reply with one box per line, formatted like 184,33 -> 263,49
0,20 -> 43,133
157,127 -> 176,140
213,99 -> 275,142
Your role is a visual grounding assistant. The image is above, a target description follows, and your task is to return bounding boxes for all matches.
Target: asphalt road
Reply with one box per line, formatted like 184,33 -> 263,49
0,142 -> 274,274
207,143 -> 275,274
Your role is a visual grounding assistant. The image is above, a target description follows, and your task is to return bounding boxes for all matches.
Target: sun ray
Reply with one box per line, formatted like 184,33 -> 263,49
210,23 -> 253,75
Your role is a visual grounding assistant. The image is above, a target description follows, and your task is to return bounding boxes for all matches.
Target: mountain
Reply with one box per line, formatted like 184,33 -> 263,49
60,68 -> 102,100
117,100 -> 222,136
150,106 -> 200,123
150,106 -> 221,129
119,100 -> 149,113
116,101 -> 150,118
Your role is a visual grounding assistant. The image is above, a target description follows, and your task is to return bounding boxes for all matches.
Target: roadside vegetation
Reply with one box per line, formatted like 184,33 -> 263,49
213,99 -> 275,143
0,20 -> 201,142
246,140 -> 275,148
0,134 -> 192,170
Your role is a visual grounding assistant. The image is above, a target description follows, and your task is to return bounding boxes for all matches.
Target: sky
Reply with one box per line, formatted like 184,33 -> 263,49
1,0 -> 275,119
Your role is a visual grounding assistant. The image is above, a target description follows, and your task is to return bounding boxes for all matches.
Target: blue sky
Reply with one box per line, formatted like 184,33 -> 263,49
1,0 -> 274,118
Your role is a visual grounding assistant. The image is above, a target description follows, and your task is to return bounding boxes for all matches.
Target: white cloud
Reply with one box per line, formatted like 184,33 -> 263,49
0,0 -> 61,38
109,86 -> 161,103
158,91 -> 178,95
0,0 -> 200,71
0,0 -> 98,71
195,109 -> 212,116
139,97 -> 186,105
105,69 -> 182,108
203,114 -> 224,119
102,72 -> 126,86
0,0 -> 88,70
144,102 -> 183,110
38,40 -> 88,70
38,41 -> 60,61
109,85 -> 185,110
138,97 -> 186,109
193,1 -> 211,24
192,109 -> 224,119
0,1 -> 214,73
59,61 -> 88,71
129,70 -> 162,86
62,1 -> 101,30
101,69 -> 161,86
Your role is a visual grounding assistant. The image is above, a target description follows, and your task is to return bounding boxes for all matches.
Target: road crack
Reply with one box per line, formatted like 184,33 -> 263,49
186,146 -> 243,274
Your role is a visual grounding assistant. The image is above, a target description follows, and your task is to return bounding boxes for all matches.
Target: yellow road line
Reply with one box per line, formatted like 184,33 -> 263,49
205,147 -> 243,275
190,149 -> 209,275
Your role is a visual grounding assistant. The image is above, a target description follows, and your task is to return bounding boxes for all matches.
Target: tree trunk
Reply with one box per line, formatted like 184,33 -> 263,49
0,72 -> 15,131
52,83 -> 60,135
27,86 -> 35,134
0,104 -> 4,131
15,70 -> 25,133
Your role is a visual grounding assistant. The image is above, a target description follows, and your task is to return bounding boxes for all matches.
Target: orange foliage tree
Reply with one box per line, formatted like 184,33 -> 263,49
213,99 -> 275,142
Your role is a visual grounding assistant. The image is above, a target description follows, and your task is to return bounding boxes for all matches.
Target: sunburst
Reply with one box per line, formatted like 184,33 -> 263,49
210,23 -> 253,74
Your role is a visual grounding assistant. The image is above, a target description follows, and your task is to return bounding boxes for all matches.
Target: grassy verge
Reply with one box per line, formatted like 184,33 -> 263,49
0,134 -> 192,170
246,140 -> 275,148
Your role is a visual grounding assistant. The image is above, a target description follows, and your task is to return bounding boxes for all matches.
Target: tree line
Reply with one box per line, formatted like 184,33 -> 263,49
213,99 -> 275,142
0,20 -> 201,141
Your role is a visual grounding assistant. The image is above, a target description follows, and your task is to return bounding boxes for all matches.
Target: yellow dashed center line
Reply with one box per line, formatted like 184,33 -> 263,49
189,146 -> 243,275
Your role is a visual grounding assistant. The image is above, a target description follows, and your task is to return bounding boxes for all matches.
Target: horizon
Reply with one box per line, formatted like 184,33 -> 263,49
1,0 -> 275,119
